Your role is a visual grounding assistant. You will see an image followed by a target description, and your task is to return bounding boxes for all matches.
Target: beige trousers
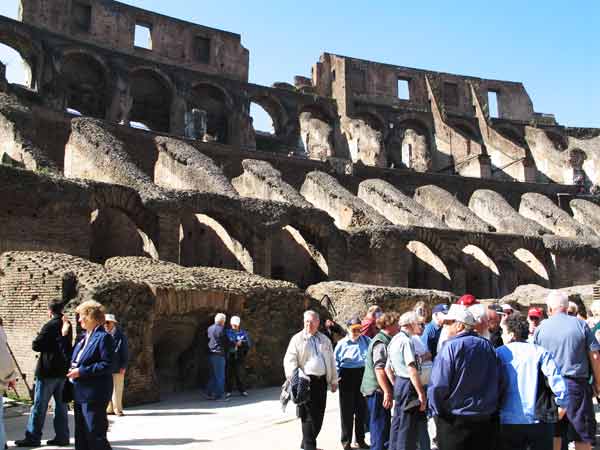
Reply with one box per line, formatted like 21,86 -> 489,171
107,372 -> 125,414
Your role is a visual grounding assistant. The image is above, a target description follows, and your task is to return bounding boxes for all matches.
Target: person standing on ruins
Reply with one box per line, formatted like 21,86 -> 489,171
360,312 -> 400,450
104,314 -> 128,416
534,291 -> 600,450
16,299 -> 72,448
284,310 -> 337,450
428,305 -> 503,450
334,317 -> 371,450
206,313 -> 229,401
225,315 -> 251,398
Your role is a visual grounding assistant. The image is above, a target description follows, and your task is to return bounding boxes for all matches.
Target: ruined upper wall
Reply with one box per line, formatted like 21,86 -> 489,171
314,53 -> 535,122
18,0 -> 249,81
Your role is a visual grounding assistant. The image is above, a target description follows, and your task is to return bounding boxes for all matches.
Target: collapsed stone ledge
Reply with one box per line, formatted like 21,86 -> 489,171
306,280 -> 457,325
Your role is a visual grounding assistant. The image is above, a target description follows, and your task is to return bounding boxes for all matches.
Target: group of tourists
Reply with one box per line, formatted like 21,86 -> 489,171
284,291 -> 600,450
204,313 -> 252,401
0,299 -> 128,450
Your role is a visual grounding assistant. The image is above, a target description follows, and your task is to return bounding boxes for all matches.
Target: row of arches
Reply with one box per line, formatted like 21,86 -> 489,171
89,202 -> 555,297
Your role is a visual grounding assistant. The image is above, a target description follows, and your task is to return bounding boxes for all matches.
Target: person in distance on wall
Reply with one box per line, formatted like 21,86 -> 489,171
104,314 -> 128,417
225,315 -> 251,398
334,317 -> 371,450
0,317 -> 17,450
206,313 -> 229,401
16,299 -> 73,448
284,310 -> 337,450
67,300 -> 114,450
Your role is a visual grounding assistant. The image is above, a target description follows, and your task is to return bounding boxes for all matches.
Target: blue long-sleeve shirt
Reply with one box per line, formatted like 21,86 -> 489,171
225,328 -> 251,355
497,341 -> 568,424
421,321 -> 442,359
334,335 -> 371,372
428,331 -> 503,417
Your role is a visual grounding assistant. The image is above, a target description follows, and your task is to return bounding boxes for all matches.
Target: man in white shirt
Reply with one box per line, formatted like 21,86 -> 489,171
284,310 -> 338,450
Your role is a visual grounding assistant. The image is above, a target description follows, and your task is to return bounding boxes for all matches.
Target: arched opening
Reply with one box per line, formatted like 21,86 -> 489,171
407,241 -> 451,290
461,244 -> 500,298
249,94 -> 288,152
299,105 -> 334,160
179,213 -> 253,272
513,248 -> 550,287
0,42 -> 33,87
189,83 -> 230,143
90,208 -> 159,263
452,121 -> 481,143
271,225 -> 328,288
129,69 -> 172,133
152,313 -> 212,394
60,52 -> 108,118
388,120 -> 431,171
250,102 -> 274,134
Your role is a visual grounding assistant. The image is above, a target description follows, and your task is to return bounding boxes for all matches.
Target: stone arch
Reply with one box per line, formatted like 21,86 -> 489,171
461,244 -> 501,298
60,50 -> 110,118
354,111 -> 386,134
407,241 -> 452,291
512,248 -> 551,287
0,27 -> 41,89
495,124 -> 526,147
179,212 -> 253,272
90,207 -> 158,263
271,225 -> 328,288
389,119 -> 432,171
298,104 -> 335,160
248,92 -> 288,136
129,67 -> 174,132
188,81 -> 233,143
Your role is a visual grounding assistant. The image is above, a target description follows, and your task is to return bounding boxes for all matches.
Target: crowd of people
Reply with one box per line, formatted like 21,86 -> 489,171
283,292 -> 600,450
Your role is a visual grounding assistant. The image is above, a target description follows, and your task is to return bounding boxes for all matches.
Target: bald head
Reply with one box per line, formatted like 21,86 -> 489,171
546,291 -> 569,316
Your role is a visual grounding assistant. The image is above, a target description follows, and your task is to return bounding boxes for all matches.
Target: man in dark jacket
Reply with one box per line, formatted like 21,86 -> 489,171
429,304 -> 504,450
16,299 -> 72,447
105,314 -> 128,416
206,313 -> 228,401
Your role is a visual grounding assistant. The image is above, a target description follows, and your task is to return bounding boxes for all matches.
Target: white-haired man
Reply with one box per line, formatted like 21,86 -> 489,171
534,291 -> 600,450
206,313 -> 228,401
386,311 -> 428,450
429,305 -> 503,450
284,310 -> 337,450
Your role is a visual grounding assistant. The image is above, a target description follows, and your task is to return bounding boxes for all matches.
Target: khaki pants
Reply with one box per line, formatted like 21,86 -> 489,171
107,373 -> 124,414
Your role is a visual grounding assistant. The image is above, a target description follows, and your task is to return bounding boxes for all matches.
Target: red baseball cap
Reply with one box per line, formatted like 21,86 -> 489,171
456,294 -> 478,307
528,307 -> 543,319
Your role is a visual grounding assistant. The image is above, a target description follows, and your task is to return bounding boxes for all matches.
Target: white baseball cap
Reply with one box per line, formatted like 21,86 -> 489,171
105,314 -> 118,323
444,304 -> 476,326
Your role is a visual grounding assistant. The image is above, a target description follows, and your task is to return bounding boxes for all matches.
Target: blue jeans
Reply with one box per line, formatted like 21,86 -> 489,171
206,354 -> 226,399
0,396 -> 6,450
366,391 -> 391,450
25,377 -> 70,442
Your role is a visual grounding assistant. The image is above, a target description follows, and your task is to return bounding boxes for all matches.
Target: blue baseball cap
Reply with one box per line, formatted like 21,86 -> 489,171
432,304 -> 449,315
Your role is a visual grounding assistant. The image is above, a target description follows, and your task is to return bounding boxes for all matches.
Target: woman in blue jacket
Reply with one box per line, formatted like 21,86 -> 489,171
67,300 -> 114,450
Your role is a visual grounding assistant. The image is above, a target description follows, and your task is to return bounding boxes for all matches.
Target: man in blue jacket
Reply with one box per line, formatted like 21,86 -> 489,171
104,314 -> 128,416
428,304 -> 504,450
206,313 -> 228,401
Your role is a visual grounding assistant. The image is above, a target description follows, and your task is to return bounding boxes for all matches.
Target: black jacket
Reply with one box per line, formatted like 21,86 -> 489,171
33,315 -> 73,379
